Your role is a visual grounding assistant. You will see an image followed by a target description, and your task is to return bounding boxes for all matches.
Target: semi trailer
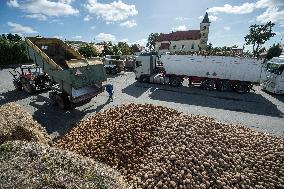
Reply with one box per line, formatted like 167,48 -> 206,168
134,53 -> 281,94
11,37 -> 107,109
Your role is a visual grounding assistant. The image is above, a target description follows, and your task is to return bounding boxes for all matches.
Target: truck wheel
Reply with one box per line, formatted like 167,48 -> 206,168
234,82 -> 249,94
22,80 -> 35,94
56,94 -> 71,110
139,76 -> 150,83
216,80 -> 231,92
13,80 -> 22,91
201,79 -> 215,90
170,77 -> 181,87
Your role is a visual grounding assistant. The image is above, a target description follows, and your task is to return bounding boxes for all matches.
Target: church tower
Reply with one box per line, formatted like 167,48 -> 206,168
199,12 -> 210,50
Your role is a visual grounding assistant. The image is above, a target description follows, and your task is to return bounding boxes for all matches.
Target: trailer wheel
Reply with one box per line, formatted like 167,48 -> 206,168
22,80 -> 35,94
49,92 -> 58,106
111,68 -> 117,75
201,79 -> 215,90
13,80 -> 22,91
170,77 -> 181,87
216,80 -> 231,92
56,94 -> 71,110
234,82 -> 250,94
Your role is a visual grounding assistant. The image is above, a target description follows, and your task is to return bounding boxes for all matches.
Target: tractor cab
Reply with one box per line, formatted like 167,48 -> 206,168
9,64 -> 51,94
20,64 -> 42,80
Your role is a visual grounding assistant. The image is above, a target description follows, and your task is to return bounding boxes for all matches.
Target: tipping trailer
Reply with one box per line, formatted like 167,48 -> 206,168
134,53 -> 264,93
21,37 -> 106,109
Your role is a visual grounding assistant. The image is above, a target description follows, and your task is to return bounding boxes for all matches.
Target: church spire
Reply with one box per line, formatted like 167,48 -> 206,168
202,12 -> 210,23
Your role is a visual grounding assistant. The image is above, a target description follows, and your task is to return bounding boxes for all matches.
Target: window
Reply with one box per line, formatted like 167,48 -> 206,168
203,26 -> 206,30
136,61 -> 142,67
173,45 -> 176,49
181,45 -> 185,49
266,63 -> 284,75
203,33 -> 205,36
41,45 -> 48,50
191,43 -> 195,49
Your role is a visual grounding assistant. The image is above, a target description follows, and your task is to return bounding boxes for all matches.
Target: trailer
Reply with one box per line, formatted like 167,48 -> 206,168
11,37 -> 106,109
134,53 -> 264,93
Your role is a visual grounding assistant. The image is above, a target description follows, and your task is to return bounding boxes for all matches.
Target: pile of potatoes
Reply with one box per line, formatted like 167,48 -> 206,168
57,104 -> 284,188
0,103 -> 52,145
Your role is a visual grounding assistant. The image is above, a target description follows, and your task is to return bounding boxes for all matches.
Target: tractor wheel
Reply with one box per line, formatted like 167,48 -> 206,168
234,82 -> 250,94
13,80 -> 22,91
216,80 -> 231,92
170,77 -> 181,87
22,80 -> 35,94
55,93 -> 71,110
201,79 -> 215,90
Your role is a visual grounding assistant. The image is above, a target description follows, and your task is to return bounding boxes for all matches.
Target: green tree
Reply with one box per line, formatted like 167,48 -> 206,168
103,43 -> 114,56
78,44 -> 99,58
146,33 -> 159,51
117,42 -> 133,55
131,44 -> 140,52
0,33 -> 28,65
266,43 -> 282,60
112,44 -> 121,55
6,33 -> 22,42
207,43 -> 213,51
245,21 -> 276,58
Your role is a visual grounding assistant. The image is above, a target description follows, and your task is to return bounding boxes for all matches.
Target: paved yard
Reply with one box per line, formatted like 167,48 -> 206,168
0,68 -> 283,138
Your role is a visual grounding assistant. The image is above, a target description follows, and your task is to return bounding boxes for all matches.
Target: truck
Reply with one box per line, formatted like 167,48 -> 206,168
261,53 -> 284,94
10,37 -> 106,109
134,53 -> 268,93
104,58 -> 124,75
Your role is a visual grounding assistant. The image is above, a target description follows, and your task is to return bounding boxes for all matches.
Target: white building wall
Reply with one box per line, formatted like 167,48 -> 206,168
155,40 -> 201,53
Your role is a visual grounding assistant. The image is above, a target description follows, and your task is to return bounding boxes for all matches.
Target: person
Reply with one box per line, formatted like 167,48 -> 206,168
105,84 -> 114,101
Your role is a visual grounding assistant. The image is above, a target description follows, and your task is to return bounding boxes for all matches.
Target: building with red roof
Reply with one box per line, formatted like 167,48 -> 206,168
155,12 -> 210,54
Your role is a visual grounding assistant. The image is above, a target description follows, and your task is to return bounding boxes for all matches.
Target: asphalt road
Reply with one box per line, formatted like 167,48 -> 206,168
1,68 -> 283,138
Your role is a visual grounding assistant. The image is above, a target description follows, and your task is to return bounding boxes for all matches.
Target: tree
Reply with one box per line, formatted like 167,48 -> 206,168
245,21 -> 276,58
131,44 -> 140,53
0,33 -> 28,65
146,33 -> 159,51
117,42 -> 133,55
266,43 -> 282,60
103,43 -> 114,56
207,43 -> 213,51
78,44 -> 99,58
6,33 -> 22,42
112,44 -> 121,55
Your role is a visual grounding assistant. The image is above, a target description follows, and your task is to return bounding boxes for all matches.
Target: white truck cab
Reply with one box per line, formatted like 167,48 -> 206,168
261,54 -> 284,94
134,53 -> 156,80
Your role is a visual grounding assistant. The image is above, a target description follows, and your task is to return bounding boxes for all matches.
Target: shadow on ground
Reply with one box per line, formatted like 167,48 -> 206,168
29,95 -> 110,137
121,82 -> 149,98
0,89 -> 50,105
122,81 -> 284,118
106,72 -> 127,79
0,90 -> 30,105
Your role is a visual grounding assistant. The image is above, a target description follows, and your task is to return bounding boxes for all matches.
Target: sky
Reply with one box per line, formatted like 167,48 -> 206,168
0,0 -> 284,50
